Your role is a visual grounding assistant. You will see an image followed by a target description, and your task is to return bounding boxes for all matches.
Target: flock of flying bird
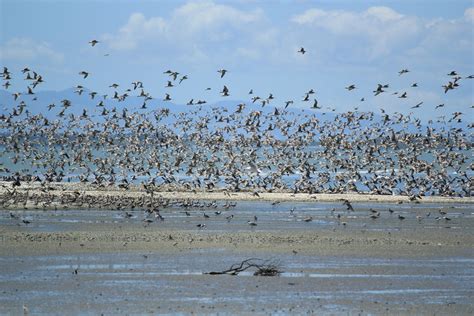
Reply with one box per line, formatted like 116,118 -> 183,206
0,42 -> 473,215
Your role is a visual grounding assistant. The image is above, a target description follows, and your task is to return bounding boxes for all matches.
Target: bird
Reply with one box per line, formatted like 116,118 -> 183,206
298,47 -> 306,54
217,69 -> 228,78
398,69 -> 410,75
345,84 -> 356,91
343,200 -> 354,212
373,84 -> 385,96
311,99 -> 321,109
89,40 -> 99,46
179,75 -> 188,84
79,71 -> 89,79
220,85 -> 229,97
411,101 -> 423,109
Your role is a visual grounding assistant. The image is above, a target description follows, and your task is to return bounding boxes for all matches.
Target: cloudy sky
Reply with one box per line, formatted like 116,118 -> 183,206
1,0 -> 473,117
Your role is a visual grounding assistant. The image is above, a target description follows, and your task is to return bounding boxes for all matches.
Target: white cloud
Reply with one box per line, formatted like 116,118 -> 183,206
103,13 -> 166,50
102,0 -> 268,55
102,2 -> 472,74
464,7 -> 474,22
0,38 -> 64,64
366,6 -> 403,21
291,6 -> 421,60
290,6 -> 474,66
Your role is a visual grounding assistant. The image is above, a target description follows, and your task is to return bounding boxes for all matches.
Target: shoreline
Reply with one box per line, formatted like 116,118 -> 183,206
0,181 -> 473,208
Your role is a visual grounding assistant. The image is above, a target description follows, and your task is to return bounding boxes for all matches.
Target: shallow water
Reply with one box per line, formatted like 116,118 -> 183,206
2,201 -> 473,233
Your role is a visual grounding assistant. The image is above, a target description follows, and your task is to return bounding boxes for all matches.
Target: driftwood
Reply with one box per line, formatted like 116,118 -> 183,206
204,258 -> 282,276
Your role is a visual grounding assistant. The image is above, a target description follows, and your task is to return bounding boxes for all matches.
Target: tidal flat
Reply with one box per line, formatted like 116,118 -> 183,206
1,199 -> 473,315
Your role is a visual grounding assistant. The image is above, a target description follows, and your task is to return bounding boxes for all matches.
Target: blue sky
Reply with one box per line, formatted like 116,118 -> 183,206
1,0 -> 473,117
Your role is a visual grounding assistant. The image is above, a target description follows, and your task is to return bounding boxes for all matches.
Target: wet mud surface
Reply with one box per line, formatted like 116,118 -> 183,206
1,201 -> 473,315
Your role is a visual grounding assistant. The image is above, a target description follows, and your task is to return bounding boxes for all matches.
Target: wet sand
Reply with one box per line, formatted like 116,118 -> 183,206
1,200 -> 473,315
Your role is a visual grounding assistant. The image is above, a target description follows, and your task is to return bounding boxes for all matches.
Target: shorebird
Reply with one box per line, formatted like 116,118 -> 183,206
79,71 -> 89,79
220,85 -> 229,96
398,69 -> 409,75
311,99 -> 321,109
217,69 -> 228,78
179,75 -> 188,84
298,47 -> 306,54
0,64 -> 472,213
89,40 -> 99,46
373,84 -> 385,96
411,102 -> 423,109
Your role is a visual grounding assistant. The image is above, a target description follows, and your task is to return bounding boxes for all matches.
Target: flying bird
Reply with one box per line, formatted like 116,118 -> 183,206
79,71 -> 89,79
398,69 -> 410,75
221,85 -> 229,97
411,101 -> 423,109
217,69 -> 228,78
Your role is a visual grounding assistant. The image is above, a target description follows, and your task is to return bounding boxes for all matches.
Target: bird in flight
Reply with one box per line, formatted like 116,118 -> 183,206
217,69 -> 228,78
345,84 -> 356,91
89,40 -> 99,46
221,85 -> 229,97
398,69 -> 410,75
311,99 -> 321,109
79,71 -> 89,79
411,101 -> 423,109
298,47 -> 306,54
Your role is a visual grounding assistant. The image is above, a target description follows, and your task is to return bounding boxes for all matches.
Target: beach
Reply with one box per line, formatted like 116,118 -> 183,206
1,184 -> 473,314
1,181 -> 473,208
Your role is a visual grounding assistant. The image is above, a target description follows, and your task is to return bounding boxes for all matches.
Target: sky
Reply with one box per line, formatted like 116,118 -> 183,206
0,0 -> 473,118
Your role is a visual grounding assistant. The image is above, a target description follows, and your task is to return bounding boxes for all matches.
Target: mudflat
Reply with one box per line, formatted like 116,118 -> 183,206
1,199 -> 473,315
